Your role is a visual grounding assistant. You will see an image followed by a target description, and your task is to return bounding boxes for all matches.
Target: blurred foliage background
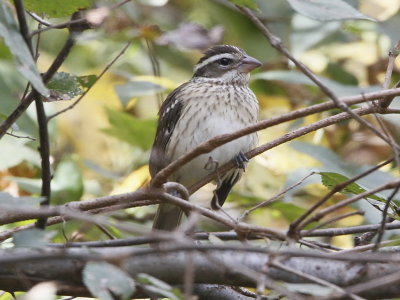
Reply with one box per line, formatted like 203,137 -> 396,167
1,0 -> 400,251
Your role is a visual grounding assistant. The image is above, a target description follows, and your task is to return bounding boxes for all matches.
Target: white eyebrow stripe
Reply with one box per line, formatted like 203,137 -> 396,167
194,53 -> 236,72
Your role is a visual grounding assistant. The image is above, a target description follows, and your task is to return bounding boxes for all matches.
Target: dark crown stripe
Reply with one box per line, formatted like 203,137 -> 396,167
197,45 -> 244,65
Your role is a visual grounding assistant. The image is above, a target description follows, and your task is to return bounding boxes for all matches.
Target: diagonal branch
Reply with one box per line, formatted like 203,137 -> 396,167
151,87 -> 400,188
0,34 -> 75,139
288,157 -> 394,238
189,106 -> 399,195
237,6 -> 398,150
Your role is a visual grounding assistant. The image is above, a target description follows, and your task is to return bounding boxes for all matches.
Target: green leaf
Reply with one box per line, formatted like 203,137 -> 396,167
0,2 -> 49,96
102,108 -> 157,150
77,74 -> 97,89
0,62 -> 38,137
326,63 -> 358,86
51,156 -> 84,203
83,262 -> 135,300
115,81 -> 165,106
46,72 -> 83,101
13,229 -> 56,248
228,0 -> 258,10
136,273 -> 184,300
270,202 -> 307,222
319,172 -> 385,202
286,0 -> 375,22
24,0 -> 91,18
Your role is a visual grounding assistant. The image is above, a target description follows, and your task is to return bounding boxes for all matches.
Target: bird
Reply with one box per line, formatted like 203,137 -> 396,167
150,45 -> 261,231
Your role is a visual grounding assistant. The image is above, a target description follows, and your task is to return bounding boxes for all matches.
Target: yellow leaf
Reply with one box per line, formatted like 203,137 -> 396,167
111,165 -> 150,194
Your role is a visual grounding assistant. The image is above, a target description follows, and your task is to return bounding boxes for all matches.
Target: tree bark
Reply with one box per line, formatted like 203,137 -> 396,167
1,247 -> 400,299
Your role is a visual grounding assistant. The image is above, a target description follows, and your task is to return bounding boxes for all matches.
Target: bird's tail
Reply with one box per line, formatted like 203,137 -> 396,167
152,203 -> 183,231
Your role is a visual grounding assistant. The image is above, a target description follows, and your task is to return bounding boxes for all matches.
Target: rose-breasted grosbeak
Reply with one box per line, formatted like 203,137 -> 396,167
150,45 -> 261,230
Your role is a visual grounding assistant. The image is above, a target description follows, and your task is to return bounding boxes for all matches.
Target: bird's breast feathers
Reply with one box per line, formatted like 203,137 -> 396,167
166,82 -> 258,184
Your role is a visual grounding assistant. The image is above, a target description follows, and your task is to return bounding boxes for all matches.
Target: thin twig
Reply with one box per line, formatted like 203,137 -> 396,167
304,222 -> 400,238
300,179 -> 400,231
48,232 -> 264,248
237,6 -> 397,150
0,199 -> 160,242
346,270 -> 400,295
340,238 -> 400,253
5,131 -> 36,140
373,186 -> 400,251
26,11 -> 52,26
302,211 -> 364,237
271,261 -> 366,300
288,157 -> 394,237
29,18 -> 88,36
152,87 -> 400,189
29,0 -> 131,36
48,39 -> 134,121
0,33 -> 76,139
189,107 -> 399,196
239,172 -> 316,221
95,225 -> 117,240
380,40 -> 400,108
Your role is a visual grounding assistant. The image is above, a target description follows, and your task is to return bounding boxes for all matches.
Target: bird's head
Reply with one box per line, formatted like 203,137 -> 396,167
193,45 -> 261,84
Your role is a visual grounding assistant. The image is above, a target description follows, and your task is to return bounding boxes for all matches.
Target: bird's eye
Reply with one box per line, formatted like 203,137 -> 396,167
218,57 -> 233,66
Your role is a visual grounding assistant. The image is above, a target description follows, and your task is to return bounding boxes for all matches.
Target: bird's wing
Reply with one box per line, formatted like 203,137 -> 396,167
149,83 -> 188,178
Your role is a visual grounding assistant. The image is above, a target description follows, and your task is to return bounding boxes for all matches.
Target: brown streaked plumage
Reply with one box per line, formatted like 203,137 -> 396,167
150,45 -> 261,231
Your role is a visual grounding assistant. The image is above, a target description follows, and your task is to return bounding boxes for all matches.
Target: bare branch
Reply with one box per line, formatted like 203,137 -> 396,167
48,39 -> 134,121
237,6 -> 398,149
0,34 -> 75,139
2,246 -> 400,298
380,40 -> 400,108
152,87 -> 400,189
300,179 -> 400,231
288,158 -> 394,237
190,107 -> 399,195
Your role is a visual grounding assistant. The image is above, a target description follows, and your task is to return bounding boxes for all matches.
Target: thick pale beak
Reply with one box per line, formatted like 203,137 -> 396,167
238,55 -> 262,73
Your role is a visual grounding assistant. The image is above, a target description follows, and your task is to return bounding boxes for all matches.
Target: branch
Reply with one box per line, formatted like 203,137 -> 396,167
300,179 -> 400,229
237,6 -> 398,150
43,221 -> 400,248
189,106 -> 399,195
28,0 -> 131,36
0,190 -> 151,226
151,87 -> 400,188
380,40 -> 400,108
0,33 -> 75,139
288,157 -> 394,238
12,0 -> 52,229
2,246 -> 400,298
48,39 -> 134,121
0,188 -> 286,241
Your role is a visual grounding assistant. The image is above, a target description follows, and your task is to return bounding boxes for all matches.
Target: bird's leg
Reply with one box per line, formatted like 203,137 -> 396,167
234,151 -> 249,171
204,156 -> 222,186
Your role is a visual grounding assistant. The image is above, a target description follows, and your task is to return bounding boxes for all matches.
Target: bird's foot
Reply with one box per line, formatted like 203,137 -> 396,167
234,151 -> 249,171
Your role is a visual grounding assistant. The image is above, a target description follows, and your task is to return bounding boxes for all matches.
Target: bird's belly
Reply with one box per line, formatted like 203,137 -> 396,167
172,115 -> 257,186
